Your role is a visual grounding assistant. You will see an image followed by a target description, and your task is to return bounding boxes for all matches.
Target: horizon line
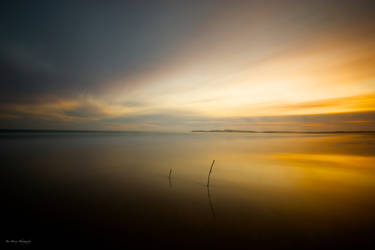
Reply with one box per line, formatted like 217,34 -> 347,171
191,129 -> 375,134
1,129 -> 375,134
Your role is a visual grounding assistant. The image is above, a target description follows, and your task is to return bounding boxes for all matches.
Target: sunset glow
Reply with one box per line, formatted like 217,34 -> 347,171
1,1 -> 374,131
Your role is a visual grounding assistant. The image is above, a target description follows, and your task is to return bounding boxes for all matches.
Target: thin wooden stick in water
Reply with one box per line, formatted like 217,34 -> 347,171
168,168 -> 172,188
207,160 -> 215,187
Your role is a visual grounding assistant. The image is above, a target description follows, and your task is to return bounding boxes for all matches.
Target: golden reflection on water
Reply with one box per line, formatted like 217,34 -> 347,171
274,153 -> 375,186
2,132 -> 375,247
33,132 -> 375,200
150,133 -> 375,222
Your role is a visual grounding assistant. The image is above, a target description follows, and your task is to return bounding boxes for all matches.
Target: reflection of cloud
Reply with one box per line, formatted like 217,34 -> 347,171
274,153 -> 375,170
345,120 -> 371,124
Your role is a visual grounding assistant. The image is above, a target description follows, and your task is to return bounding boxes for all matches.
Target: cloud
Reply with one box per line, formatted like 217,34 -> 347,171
243,93 -> 375,116
0,96 -> 134,123
1,94 -> 375,131
97,111 -> 375,132
0,1 -> 217,102
1,0 -> 375,131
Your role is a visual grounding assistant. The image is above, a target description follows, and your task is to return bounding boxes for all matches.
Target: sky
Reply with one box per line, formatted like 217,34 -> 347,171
1,0 -> 375,131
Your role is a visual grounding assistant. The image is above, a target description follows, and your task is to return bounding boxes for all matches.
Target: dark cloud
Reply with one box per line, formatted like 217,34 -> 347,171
62,104 -> 108,119
0,0 -> 218,101
1,0 -> 375,102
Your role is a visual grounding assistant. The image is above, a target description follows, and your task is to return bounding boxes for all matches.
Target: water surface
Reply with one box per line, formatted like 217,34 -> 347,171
2,131 -> 375,249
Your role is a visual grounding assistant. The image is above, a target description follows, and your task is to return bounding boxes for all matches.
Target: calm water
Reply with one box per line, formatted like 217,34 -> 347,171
2,132 -> 375,249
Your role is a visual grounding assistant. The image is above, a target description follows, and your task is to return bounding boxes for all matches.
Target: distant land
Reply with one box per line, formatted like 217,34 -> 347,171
0,129 -> 375,134
192,129 -> 375,134
0,129 -> 146,134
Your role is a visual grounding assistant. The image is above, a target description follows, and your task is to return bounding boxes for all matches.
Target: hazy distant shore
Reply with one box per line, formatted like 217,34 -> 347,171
0,129 -> 146,134
0,129 -> 375,134
192,129 -> 375,134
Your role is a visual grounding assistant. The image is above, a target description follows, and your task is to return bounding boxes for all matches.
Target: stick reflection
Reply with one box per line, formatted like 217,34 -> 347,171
207,186 -> 216,219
